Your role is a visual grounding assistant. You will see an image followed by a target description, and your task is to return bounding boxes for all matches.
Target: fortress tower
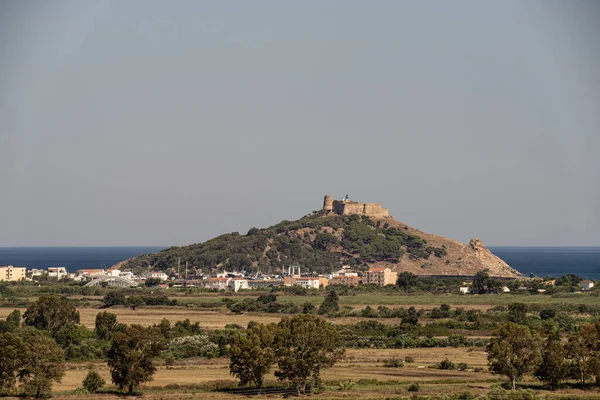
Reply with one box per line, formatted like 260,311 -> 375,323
322,195 -> 334,214
322,194 -> 389,218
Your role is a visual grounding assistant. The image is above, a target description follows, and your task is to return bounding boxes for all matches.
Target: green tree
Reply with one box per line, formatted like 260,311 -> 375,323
95,311 -> 119,341
20,334 -> 66,398
401,306 -> 419,326
82,369 -> 105,393
23,294 -> 80,336
126,296 -> 145,310
273,315 -> 344,393
156,318 -> 172,340
396,272 -> 418,290
107,325 -> 166,394
471,270 -> 502,294
144,278 -> 162,287
535,332 -> 568,390
487,322 -> 542,390
565,323 -> 599,387
508,303 -> 528,325
229,322 -> 276,388
0,332 -> 27,393
5,309 -> 21,331
54,322 -> 89,348
318,290 -> 339,315
102,290 -> 126,307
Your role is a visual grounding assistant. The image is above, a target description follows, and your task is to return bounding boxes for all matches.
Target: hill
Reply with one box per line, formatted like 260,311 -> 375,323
119,204 -> 521,278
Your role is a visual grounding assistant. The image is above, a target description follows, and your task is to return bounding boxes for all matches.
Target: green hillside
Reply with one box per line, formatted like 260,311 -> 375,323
122,213 -> 447,275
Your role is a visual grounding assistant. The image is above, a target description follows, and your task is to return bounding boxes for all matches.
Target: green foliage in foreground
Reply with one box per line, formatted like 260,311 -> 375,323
229,315 -> 345,393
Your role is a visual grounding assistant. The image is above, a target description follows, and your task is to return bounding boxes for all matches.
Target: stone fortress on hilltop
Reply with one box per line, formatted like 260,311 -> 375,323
322,194 -> 389,218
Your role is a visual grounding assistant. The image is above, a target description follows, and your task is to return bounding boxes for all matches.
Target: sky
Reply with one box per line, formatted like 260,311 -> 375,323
0,0 -> 599,247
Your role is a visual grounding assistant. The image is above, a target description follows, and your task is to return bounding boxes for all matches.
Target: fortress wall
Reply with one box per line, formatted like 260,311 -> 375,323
362,203 -> 389,218
330,200 -> 389,218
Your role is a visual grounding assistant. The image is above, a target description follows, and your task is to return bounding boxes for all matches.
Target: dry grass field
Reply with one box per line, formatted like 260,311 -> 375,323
4,292 -> 600,399
51,347 -> 600,399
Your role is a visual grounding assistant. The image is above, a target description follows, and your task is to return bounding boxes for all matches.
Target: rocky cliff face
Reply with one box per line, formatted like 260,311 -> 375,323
368,219 -> 521,278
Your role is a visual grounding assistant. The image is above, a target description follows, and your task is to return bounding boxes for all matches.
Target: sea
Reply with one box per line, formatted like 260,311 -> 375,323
0,246 -> 599,279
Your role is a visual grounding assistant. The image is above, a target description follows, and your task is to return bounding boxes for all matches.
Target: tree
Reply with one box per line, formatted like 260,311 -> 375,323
20,334 -> 66,398
535,332 -> 568,390
318,290 -> 339,315
565,323 -> 599,387
487,322 -> 542,390
401,306 -> 419,326
102,290 -> 126,307
82,368 -> 105,393
5,309 -> 21,331
95,311 -> 119,341
107,325 -> 166,394
126,296 -> 145,310
23,294 -> 80,336
0,332 -> 27,393
273,315 -> 344,393
508,303 -> 528,325
471,270 -> 502,294
396,272 -> 418,290
229,322 -> 276,388
144,278 -> 162,287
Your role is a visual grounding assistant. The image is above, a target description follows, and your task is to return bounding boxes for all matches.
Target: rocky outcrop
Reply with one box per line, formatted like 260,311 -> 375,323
367,219 -> 521,278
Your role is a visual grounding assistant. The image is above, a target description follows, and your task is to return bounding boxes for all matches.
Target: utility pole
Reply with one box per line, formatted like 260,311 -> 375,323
185,261 -> 188,281
178,257 -> 181,278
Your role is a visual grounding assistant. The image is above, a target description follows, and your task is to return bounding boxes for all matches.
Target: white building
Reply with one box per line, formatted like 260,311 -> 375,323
148,271 -> 168,281
48,267 -> 68,279
293,277 -> 320,290
581,280 -> 595,291
29,269 -> 45,277
228,278 -> 249,292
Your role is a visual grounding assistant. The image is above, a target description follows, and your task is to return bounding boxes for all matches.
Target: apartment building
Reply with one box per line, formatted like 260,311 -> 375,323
365,267 -> 397,286
0,265 -> 26,281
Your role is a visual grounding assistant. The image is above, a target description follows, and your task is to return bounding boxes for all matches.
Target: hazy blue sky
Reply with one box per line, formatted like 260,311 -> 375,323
1,1 -> 599,247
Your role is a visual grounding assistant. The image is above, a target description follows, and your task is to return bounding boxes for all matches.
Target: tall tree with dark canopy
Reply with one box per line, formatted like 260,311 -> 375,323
0,332 -> 27,393
535,331 -> 569,390
318,290 -> 339,315
487,322 -> 542,390
23,294 -> 80,336
273,315 -> 344,393
107,325 -> 166,394
20,335 -> 66,398
95,311 -> 119,341
229,322 -> 276,388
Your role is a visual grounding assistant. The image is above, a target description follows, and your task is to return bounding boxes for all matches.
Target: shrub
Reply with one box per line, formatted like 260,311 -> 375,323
82,369 -> 105,393
166,335 -> 219,359
404,356 -> 415,363
164,353 -> 175,368
338,380 -> 357,391
437,358 -> 456,370
383,357 -> 404,368
457,362 -> 469,371
407,383 -> 420,392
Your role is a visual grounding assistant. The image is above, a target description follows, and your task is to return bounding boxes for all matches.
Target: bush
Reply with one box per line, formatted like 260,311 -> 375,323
404,356 -> 415,363
437,358 -> 456,370
166,335 -> 219,359
383,357 -> 404,368
457,362 -> 469,371
407,383 -> 420,392
338,380 -> 357,391
82,369 -> 105,393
